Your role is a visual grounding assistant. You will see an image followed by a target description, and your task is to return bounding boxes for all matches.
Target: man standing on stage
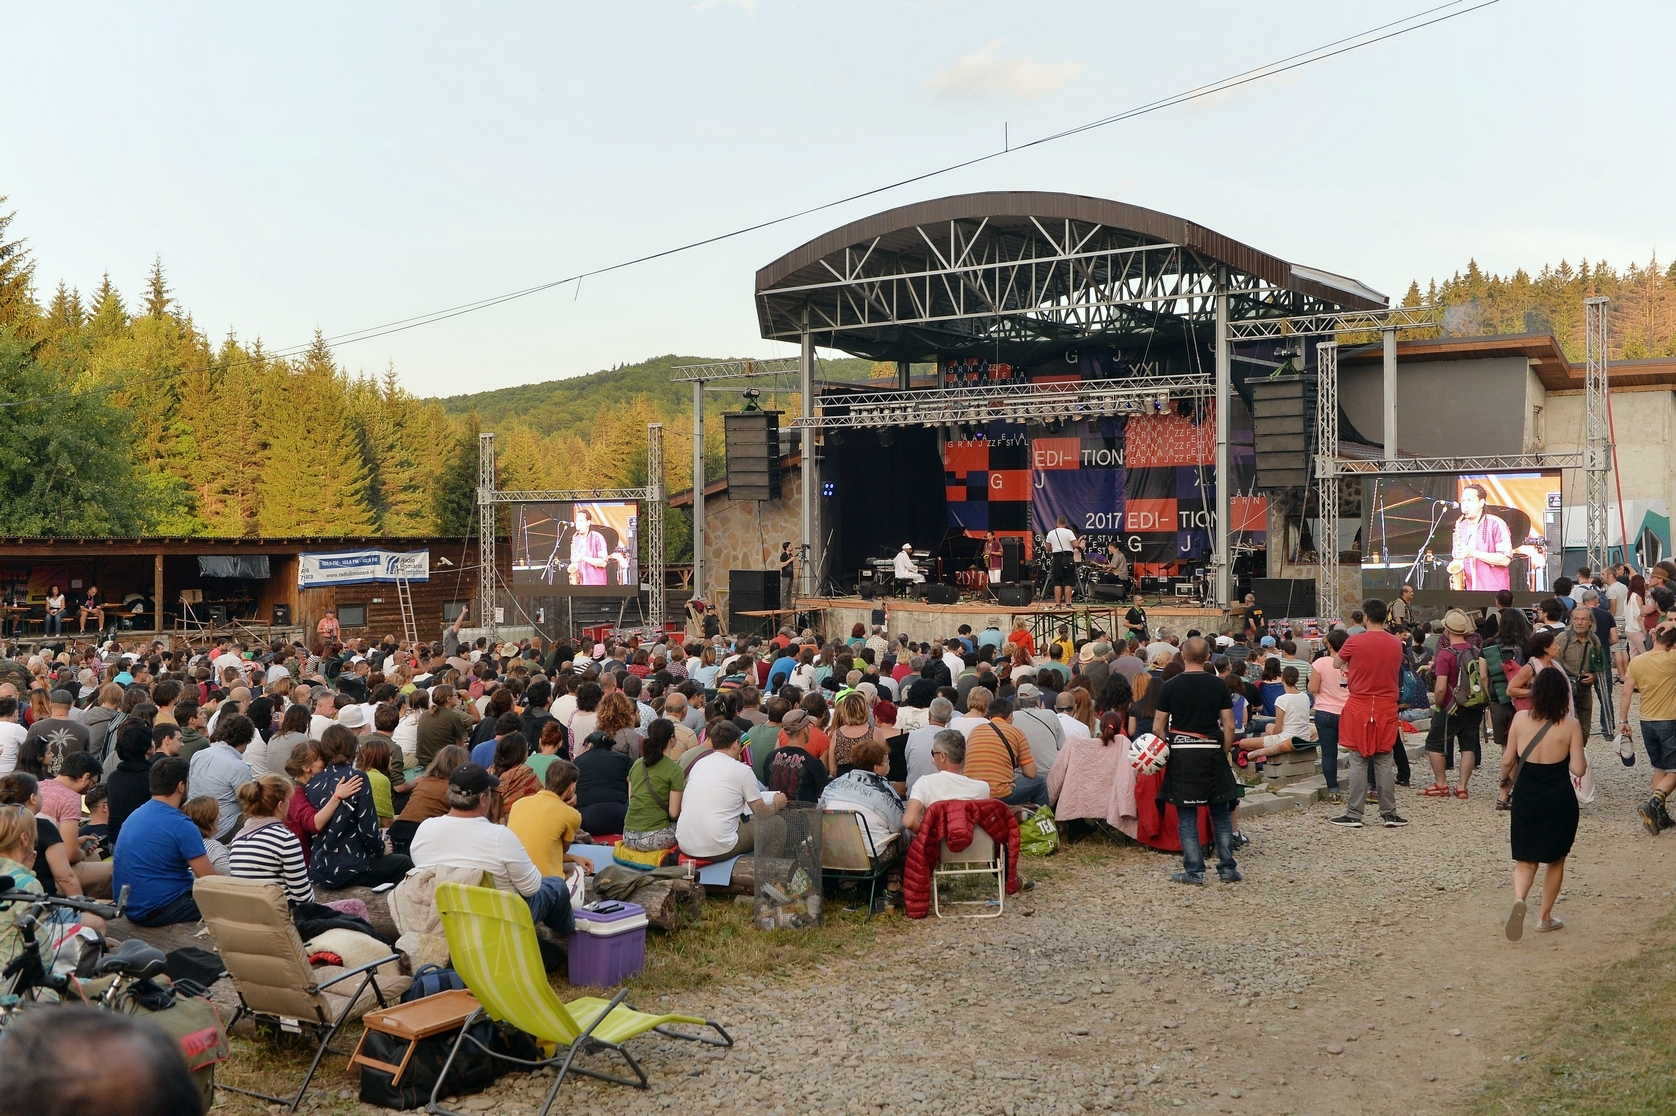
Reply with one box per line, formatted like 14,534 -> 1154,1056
1451,483 -> 1513,592
1044,516 -> 1079,605
984,531 -> 1004,587
779,541 -> 796,600
1328,598 -> 1410,829
568,508 -> 610,586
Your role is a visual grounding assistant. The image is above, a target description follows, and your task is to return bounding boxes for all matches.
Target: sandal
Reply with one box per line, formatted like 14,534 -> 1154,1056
1495,798 -> 1513,812
1454,787 -> 1469,800
1420,783 -> 1451,797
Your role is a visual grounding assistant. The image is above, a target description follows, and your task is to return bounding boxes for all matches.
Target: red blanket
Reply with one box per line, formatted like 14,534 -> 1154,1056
1133,769 -> 1213,853
902,798 -> 1020,919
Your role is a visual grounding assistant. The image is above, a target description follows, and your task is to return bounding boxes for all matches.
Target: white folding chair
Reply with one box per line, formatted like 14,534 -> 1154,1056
932,827 -> 1004,919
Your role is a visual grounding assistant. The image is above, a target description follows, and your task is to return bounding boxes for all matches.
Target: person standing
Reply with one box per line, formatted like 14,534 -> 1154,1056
1390,584 -> 1415,629
1420,609 -> 1486,800
1309,630 -> 1350,804
1151,637 -> 1239,884
1328,598 -> 1410,829
1552,606 -> 1606,740
984,531 -> 1004,588
1044,516 -> 1079,605
1501,665 -> 1586,939
1618,624 -> 1676,835
779,541 -> 796,602
1125,595 -> 1149,643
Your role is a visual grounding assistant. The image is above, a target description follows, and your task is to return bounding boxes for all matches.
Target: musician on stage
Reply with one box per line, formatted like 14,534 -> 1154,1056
1449,483 -> 1513,592
893,543 -> 925,594
568,507 -> 610,586
1044,516 -> 1079,605
984,531 -> 1004,586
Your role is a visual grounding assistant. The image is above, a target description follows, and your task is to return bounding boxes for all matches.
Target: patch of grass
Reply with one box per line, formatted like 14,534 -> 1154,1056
1460,909 -> 1676,1116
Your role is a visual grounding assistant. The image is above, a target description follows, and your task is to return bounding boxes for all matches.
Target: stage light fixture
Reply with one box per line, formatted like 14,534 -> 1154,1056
742,388 -> 762,412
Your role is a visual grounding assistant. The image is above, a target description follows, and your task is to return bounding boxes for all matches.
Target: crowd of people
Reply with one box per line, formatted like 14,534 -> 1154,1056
2,558 -> 1671,977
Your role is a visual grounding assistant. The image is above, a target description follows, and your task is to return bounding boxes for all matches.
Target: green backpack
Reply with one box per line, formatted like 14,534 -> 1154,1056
1448,646 -> 1491,711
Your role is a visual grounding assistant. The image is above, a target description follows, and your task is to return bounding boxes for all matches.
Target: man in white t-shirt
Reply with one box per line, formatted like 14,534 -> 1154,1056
901,731 -> 990,833
308,691 -> 339,741
1044,515 -> 1080,605
902,697 -> 955,795
409,763 -> 575,937
675,731 -> 784,859
947,687 -> 992,738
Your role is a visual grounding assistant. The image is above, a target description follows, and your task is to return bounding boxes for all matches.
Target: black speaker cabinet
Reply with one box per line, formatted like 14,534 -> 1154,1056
1090,583 -> 1126,602
723,411 -> 783,501
1250,577 -> 1317,619
996,582 -> 1033,606
858,582 -> 876,600
920,584 -> 960,605
1249,376 -> 1309,488
728,570 -> 780,611
272,603 -> 292,626
999,536 -> 1023,583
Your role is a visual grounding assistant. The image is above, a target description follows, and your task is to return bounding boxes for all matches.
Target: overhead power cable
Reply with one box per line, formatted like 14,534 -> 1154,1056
3,0 -> 1497,408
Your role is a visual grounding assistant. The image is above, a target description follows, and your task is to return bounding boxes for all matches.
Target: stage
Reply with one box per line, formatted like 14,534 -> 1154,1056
783,595 -> 1226,647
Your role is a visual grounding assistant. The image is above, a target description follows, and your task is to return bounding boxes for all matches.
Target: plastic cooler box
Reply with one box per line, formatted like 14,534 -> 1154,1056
567,900 -> 648,986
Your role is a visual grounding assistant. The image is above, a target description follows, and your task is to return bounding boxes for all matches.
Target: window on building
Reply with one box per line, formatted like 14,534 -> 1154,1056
443,600 -> 469,622
1531,405 -> 1546,450
338,604 -> 367,627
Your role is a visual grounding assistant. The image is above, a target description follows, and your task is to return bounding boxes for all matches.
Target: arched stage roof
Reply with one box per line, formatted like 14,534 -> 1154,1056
755,191 -> 1385,362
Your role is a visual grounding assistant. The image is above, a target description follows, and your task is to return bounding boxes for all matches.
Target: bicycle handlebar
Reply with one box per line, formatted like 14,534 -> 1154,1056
0,885 -> 127,921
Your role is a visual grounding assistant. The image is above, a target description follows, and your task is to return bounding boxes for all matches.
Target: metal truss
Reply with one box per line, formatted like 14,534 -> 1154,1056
788,374 -> 1212,430
1314,343 -> 1340,618
759,218 -> 1346,350
1331,452 -> 1583,475
671,357 -> 801,383
478,433 -> 498,637
1224,304 -> 1439,340
1585,297 -> 1611,573
477,425 -> 667,637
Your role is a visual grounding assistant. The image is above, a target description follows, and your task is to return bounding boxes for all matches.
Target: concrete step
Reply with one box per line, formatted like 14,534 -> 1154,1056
1238,794 -> 1301,819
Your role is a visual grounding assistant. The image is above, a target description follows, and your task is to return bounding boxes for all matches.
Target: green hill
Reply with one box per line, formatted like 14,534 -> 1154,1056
436,352 -> 881,439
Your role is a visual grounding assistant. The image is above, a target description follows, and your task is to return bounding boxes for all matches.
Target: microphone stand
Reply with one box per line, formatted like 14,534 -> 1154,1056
1406,502 -> 1449,588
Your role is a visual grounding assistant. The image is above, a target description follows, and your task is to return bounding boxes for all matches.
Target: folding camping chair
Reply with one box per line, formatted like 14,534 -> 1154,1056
932,826 -> 1006,919
193,875 -> 407,1112
820,808 -> 892,918
428,882 -> 732,1116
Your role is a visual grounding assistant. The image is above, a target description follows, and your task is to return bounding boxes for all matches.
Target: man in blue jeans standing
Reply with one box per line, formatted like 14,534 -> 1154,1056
1152,637 -> 1240,884
408,763 -> 576,939
110,757 -> 217,926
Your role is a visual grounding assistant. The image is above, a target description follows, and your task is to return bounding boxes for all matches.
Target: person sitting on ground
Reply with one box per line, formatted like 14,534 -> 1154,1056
1236,666 -> 1318,764
388,744 -> 469,853
818,737 -> 904,854
409,762 -> 576,939
573,729 -> 631,836
824,690 -> 885,778
304,724 -> 411,889
508,759 -> 594,879
901,730 -> 990,833
622,719 -> 685,852
228,774 -> 317,906
526,722 -> 565,783
180,795 -> 231,875
673,720 -> 784,859
0,804 -> 53,968
765,708 -> 828,805
353,734 -> 396,827
965,697 -> 1047,807
109,757 -> 215,927
488,730 -> 540,820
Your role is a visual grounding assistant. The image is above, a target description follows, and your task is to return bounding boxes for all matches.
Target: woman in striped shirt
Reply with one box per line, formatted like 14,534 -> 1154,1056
228,774 -> 320,905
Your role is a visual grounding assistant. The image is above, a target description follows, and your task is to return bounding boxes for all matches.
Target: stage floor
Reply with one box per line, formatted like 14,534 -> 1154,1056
785,595 -> 1226,646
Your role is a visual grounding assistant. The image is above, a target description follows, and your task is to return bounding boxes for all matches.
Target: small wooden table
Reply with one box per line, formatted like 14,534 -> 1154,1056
347,988 -> 481,1085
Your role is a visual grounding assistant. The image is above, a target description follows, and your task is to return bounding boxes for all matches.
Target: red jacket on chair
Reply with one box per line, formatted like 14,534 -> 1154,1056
902,798 -> 1020,919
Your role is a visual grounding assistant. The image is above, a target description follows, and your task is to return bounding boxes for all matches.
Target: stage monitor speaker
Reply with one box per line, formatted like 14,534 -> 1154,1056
728,570 -> 780,610
858,582 -> 876,600
996,582 -> 1033,606
920,584 -> 960,605
1249,376 -> 1309,488
999,536 -> 1023,583
723,411 -> 783,501
1090,584 -> 1126,602
1250,577 -> 1317,619
271,603 -> 291,626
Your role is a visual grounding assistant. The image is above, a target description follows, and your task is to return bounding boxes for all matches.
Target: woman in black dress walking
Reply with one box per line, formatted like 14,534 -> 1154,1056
1499,665 -> 1587,940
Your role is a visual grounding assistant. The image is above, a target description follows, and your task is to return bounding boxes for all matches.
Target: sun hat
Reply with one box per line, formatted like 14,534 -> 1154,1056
1443,609 -> 1473,635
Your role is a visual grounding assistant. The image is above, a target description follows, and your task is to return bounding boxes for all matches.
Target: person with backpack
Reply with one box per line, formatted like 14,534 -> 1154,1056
1421,609 -> 1490,799
1553,605 -> 1607,741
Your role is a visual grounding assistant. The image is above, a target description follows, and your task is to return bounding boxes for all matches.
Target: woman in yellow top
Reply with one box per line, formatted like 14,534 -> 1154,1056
354,737 -> 396,826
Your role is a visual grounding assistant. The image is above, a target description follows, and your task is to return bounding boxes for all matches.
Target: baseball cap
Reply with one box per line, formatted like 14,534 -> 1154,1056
1016,682 -> 1041,703
449,763 -> 500,795
1215,635 -> 1234,648
781,708 -> 812,733
49,688 -> 75,705
1259,636 -> 1277,648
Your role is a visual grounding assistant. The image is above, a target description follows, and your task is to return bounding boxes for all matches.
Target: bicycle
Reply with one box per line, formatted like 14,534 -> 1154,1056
0,886 -> 227,1108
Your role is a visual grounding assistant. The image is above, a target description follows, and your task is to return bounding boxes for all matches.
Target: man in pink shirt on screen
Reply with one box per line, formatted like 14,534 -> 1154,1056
1451,483 -> 1513,592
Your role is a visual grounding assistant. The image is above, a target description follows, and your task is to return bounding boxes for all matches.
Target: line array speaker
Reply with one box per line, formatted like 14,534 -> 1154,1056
1249,376 -> 1309,488
724,411 -> 783,501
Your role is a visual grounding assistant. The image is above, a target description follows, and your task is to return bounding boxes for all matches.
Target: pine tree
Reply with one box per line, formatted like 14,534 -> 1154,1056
143,256 -> 173,320
256,333 -> 377,535
0,198 -> 35,330
433,413 -> 483,536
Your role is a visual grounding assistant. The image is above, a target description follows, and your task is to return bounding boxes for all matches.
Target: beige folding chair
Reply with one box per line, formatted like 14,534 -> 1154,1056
932,827 -> 1005,918
820,809 -> 891,918
193,875 -> 407,1112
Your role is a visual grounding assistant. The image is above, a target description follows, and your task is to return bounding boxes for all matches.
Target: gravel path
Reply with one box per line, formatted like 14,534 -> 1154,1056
282,718 -> 1676,1116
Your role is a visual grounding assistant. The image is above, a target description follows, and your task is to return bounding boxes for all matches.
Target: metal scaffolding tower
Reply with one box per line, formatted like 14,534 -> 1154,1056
644,423 -> 666,630
1314,342 -> 1341,615
477,432 -> 498,638
1585,296 -> 1611,574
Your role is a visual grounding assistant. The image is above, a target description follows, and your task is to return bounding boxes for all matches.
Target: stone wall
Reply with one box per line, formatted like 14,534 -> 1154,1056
696,467 -> 802,614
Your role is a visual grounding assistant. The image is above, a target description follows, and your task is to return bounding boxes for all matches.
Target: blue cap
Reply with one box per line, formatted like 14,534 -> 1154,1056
1259,636 -> 1277,647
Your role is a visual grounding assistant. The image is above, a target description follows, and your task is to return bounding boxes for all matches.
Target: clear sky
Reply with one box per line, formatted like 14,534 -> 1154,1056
6,0 -> 1671,397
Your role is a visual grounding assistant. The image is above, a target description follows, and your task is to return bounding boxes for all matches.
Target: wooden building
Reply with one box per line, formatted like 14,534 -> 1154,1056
0,536 -> 509,645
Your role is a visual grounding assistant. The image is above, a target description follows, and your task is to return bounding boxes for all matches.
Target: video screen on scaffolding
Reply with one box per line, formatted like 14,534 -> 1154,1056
1361,471 -> 1562,596
510,501 -> 641,594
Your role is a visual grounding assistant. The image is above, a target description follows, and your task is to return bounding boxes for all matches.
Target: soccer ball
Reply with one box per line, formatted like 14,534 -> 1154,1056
1129,732 -> 1168,775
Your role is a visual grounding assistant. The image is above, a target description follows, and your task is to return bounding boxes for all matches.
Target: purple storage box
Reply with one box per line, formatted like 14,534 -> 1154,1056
567,901 -> 647,987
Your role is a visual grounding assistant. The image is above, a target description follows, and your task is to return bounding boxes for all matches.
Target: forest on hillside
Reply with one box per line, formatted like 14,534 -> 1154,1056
2,191 -> 1674,550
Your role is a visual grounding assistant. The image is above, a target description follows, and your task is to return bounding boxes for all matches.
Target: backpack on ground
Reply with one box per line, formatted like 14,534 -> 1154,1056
1447,646 -> 1491,712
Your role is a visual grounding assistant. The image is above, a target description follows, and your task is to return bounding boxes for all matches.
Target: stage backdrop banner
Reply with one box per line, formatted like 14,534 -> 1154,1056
297,549 -> 429,589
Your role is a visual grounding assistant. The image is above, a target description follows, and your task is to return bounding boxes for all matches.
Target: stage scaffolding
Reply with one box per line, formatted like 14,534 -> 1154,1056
475,424 -> 666,640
